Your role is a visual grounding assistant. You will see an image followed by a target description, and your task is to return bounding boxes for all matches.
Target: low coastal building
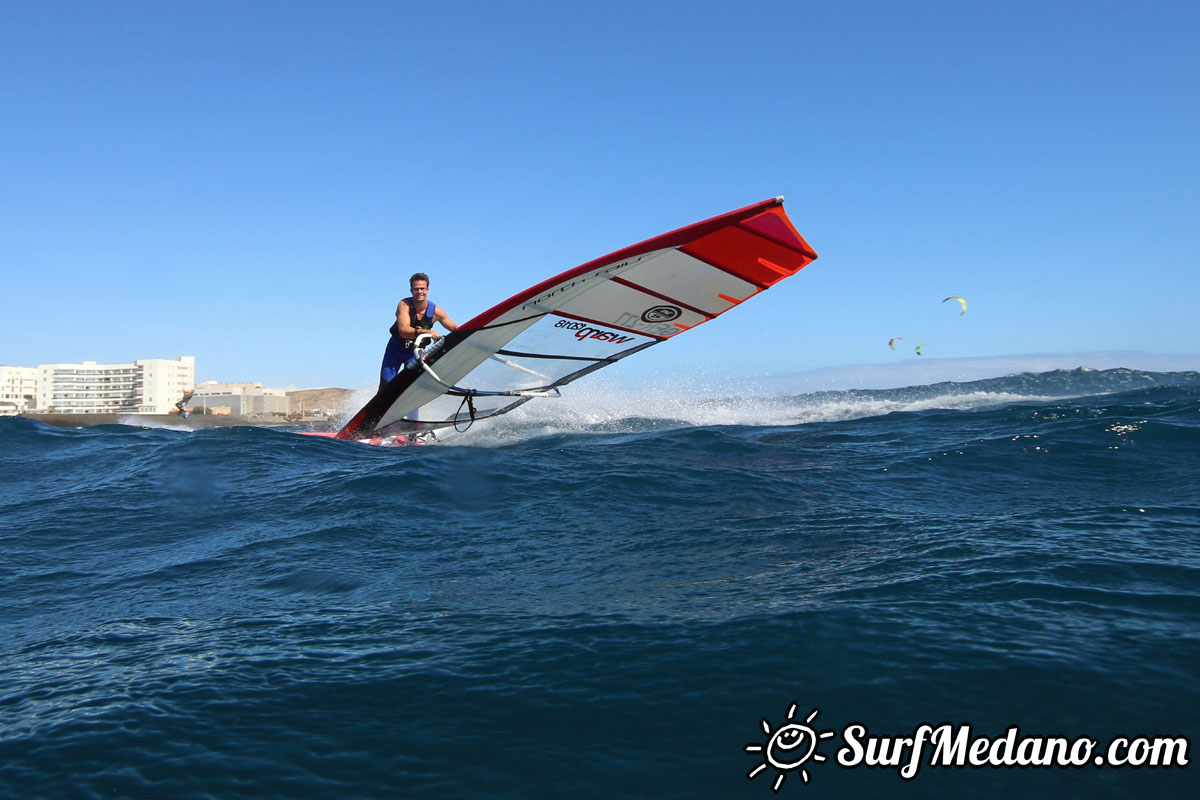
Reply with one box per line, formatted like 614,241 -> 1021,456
192,381 -> 289,417
34,356 -> 195,414
0,365 -> 38,415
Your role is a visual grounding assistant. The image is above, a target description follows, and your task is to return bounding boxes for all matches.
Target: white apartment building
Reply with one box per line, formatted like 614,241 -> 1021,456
0,365 -> 39,415
35,356 -> 195,414
193,381 -> 289,416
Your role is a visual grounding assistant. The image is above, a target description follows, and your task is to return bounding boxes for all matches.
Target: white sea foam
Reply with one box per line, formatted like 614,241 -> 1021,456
334,364 -> 1192,447
117,415 -> 195,432
445,374 -> 1058,446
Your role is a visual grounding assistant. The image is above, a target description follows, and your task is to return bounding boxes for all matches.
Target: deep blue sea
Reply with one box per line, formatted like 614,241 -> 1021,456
2,368 -> 1197,799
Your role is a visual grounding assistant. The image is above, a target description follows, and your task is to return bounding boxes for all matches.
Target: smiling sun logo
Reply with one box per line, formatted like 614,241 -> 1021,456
745,704 -> 836,791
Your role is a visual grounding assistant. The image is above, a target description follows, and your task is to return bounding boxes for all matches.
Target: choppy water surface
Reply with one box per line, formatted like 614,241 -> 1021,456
1,368 -> 1197,798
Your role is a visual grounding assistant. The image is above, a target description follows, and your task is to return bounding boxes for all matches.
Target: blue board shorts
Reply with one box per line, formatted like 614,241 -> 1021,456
380,336 -> 419,386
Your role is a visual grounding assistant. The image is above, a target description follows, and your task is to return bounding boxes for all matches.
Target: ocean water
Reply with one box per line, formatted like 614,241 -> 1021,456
1,368 -> 1197,798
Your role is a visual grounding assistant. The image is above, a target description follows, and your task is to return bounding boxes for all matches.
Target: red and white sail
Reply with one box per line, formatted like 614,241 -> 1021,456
339,197 -> 818,439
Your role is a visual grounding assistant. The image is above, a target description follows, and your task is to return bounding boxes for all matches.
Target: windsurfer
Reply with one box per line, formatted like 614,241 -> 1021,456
379,272 -> 459,389
175,389 -> 195,418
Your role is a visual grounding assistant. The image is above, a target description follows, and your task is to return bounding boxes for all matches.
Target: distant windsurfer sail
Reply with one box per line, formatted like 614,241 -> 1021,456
337,197 -> 818,441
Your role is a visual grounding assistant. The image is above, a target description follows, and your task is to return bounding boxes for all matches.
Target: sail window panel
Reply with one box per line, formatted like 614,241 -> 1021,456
616,250 -> 759,315
376,384 -> 519,432
554,280 -> 708,339
376,371 -> 454,430
505,314 -> 657,360
376,355 -> 546,431
419,391 -> 515,423
377,391 -> 519,433
454,313 -> 543,354
453,353 -> 567,392
403,314 -> 544,401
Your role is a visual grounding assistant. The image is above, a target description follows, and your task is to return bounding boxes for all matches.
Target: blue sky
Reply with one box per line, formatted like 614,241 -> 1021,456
2,0 -> 1198,390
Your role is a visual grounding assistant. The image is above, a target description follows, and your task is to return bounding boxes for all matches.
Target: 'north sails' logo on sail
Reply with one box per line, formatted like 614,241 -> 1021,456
641,305 -> 682,323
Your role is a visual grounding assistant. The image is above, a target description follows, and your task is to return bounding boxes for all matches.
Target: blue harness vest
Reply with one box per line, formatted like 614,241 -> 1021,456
381,298 -> 437,386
